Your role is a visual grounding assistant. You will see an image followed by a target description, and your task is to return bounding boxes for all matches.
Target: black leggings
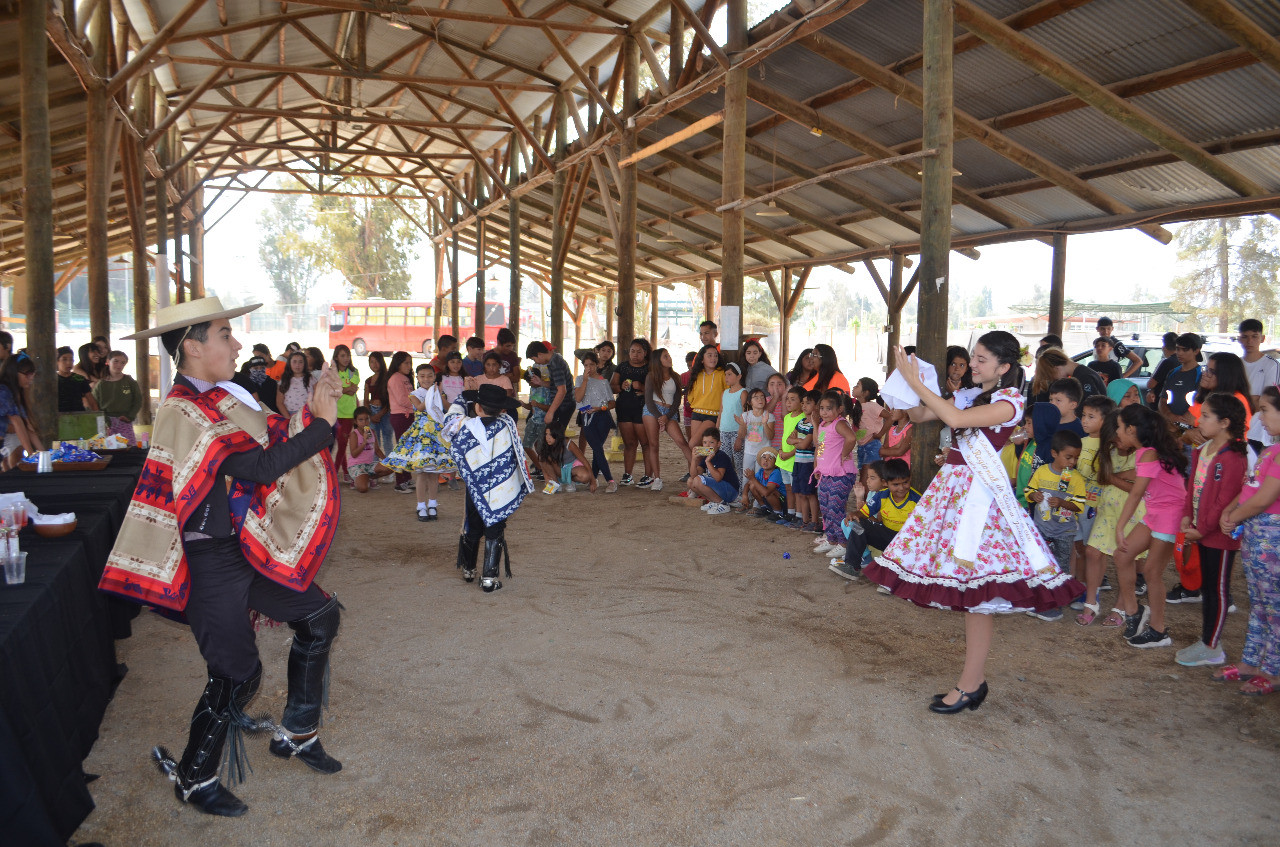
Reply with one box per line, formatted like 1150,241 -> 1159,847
845,518 -> 898,567
581,412 -> 615,481
1197,543 -> 1236,648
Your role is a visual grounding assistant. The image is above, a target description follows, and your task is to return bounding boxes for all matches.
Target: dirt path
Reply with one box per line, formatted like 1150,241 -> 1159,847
75,438 -> 1278,846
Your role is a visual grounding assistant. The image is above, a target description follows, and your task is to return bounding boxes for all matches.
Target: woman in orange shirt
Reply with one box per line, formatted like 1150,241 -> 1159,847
803,343 -> 850,394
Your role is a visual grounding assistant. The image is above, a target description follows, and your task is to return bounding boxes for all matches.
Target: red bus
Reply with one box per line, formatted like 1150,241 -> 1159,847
328,300 -> 507,356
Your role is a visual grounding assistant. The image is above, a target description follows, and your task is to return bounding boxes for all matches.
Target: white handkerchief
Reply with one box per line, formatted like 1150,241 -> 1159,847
881,358 -> 941,410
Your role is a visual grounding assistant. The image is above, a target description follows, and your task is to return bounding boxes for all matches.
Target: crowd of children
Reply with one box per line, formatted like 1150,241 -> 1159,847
286,316 -> 1280,702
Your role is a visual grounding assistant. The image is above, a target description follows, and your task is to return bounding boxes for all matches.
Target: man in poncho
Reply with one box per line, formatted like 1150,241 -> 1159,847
442,383 -> 533,592
101,297 -> 344,817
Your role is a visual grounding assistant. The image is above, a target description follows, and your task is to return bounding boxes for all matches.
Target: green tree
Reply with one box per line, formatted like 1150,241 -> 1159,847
258,191 -> 324,304
1170,216 -> 1280,332
311,179 -> 420,299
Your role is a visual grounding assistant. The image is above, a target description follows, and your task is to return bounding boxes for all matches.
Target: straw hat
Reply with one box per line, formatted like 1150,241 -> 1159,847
123,296 -> 261,340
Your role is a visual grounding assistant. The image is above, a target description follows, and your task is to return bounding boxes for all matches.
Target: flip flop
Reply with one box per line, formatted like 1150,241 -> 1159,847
1212,665 -> 1253,682
1240,676 -> 1277,696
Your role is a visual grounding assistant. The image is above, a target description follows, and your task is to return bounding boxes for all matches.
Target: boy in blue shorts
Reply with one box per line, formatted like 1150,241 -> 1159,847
687,427 -> 740,516
743,447 -> 786,519
788,391 -> 819,530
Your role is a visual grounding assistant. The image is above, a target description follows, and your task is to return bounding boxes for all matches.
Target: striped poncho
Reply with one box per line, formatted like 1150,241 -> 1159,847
441,397 -> 532,526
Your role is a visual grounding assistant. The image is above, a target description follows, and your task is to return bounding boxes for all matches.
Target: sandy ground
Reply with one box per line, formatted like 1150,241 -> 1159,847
73,435 -> 1278,847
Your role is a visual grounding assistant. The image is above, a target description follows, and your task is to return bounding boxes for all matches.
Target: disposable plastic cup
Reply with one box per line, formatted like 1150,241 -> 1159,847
4,551 -> 25,585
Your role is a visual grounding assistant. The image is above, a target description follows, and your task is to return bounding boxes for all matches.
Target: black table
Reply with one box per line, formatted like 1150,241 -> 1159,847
0,458 -> 145,845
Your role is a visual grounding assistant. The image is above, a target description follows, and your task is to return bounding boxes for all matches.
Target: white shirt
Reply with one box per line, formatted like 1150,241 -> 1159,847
1244,354 -> 1280,444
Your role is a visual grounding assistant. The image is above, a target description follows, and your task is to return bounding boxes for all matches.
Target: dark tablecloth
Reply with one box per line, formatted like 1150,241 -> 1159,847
0,455 -> 145,845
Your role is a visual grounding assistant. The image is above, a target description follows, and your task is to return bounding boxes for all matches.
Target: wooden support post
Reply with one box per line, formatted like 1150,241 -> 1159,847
450,199 -> 461,338
509,197 -> 521,345
616,35 -> 639,350
549,92 -> 569,349
85,0 -> 110,342
650,285 -> 659,347
173,184 -> 186,304
704,273 -> 715,325
912,0 -> 955,491
155,169 -> 172,395
669,1 -> 684,86
432,242 -> 444,342
475,216 -> 486,339
21,0 -> 57,442
886,254 -> 904,376
192,185 -> 205,298
1048,234 -> 1066,339
606,288 -> 615,344
719,0 -> 747,358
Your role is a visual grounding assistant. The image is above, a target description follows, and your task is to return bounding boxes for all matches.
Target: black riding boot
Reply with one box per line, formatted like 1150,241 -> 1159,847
269,595 -> 343,774
481,534 -> 510,593
154,664 -> 264,817
457,532 -> 479,582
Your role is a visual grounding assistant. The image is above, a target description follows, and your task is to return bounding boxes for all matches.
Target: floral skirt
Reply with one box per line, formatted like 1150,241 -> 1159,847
382,413 -> 456,474
864,463 -> 1083,613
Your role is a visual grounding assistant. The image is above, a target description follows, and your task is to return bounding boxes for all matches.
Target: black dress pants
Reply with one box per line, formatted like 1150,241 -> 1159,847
844,518 -> 898,567
183,536 -> 329,682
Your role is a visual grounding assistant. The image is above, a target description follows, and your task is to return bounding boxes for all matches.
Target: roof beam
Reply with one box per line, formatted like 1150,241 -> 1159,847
797,33 -> 1174,244
285,0 -> 622,35
1178,0 -> 1280,76
107,0 -> 210,96
952,0 -> 1267,201
161,55 -> 557,91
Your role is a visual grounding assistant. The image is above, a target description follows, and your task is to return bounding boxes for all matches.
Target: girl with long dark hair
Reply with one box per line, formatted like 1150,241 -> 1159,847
330,345 -> 360,481
0,354 -> 40,470
641,348 -> 692,492
685,344 -> 727,464
1111,403 -> 1190,648
741,339 -> 779,393
804,344 -> 849,393
942,346 -> 974,399
612,337 -> 653,486
864,332 -> 1082,713
786,348 -> 815,387
363,351 -> 393,456
277,351 -> 313,415
386,351 -> 415,492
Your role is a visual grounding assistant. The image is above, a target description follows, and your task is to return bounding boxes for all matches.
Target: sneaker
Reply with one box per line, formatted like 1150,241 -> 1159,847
1166,585 -> 1202,604
1027,608 -> 1064,622
700,502 -> 712,512
679,473 -> 690,483
876,584 -> 892,595
1069,592 -> 1087,611
394,481 -> 413,493
1127,626 -> 1173,649
636,476 -> 653,489
542,481 -> 561,495
706,503 -> 731,515
814,541 -> 838,555
1175,640 -> 1226,667
813,535 -> 829,546
1098,576 -> 1114,592
605,480 -> 618,493
1122,605 -> 1151,640
829,561 -> 862,581
650,477 -> 664,492
564,483 -> 577,493
1134,574 -> 1147,596
860,550 -> 873,566
752,506 -> 771,518
775,515 -> 794,526
620,473 -> 634,486
800,522 -> 817,533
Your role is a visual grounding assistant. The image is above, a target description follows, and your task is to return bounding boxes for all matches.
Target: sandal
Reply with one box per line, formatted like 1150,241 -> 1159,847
1212,664 -> 1255,682
1240,676 -> 1277,696
1075,603 -> 1100,626
1101,608 -> 1126,628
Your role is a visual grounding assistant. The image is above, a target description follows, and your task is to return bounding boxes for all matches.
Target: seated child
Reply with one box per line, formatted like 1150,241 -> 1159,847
347,405 -> 385,493
536,425 -> 596,494
687,427 -> 740,516
1024,429 -> 1086,620
743,447 -> 786,518
832,459 -> 920,580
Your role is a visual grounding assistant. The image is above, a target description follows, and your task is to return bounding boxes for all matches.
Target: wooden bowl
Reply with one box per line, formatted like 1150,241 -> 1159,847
34,520 -> 77,538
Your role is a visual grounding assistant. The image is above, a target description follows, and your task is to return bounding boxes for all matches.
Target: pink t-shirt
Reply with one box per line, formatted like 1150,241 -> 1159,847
1135,446 -> 1189,534
857,400 -> 884,446
1241,444 -> 1280,515
388,372 -> 413,415
885,423 -> 913,469
816,418 -> 859,478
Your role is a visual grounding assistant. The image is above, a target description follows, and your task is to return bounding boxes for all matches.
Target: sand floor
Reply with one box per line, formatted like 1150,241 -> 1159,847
73,437 -> 1278,847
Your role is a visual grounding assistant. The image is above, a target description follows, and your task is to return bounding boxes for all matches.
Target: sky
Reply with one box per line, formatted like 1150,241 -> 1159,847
200,183 -> 1186,317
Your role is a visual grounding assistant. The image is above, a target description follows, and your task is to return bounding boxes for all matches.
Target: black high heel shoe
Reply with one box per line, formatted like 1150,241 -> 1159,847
928,681 -> 988,713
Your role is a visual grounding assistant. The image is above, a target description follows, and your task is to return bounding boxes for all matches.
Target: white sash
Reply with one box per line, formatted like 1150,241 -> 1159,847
955,429 -> 1054,574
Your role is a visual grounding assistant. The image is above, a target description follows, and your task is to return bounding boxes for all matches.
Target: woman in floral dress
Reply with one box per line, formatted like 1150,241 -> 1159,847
864,331 -> 1082,714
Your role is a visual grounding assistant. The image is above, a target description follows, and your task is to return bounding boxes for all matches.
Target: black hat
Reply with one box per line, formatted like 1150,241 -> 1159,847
1096,316 -> 1113,327
247,356 -> 267,368
461,382 -> 522,413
